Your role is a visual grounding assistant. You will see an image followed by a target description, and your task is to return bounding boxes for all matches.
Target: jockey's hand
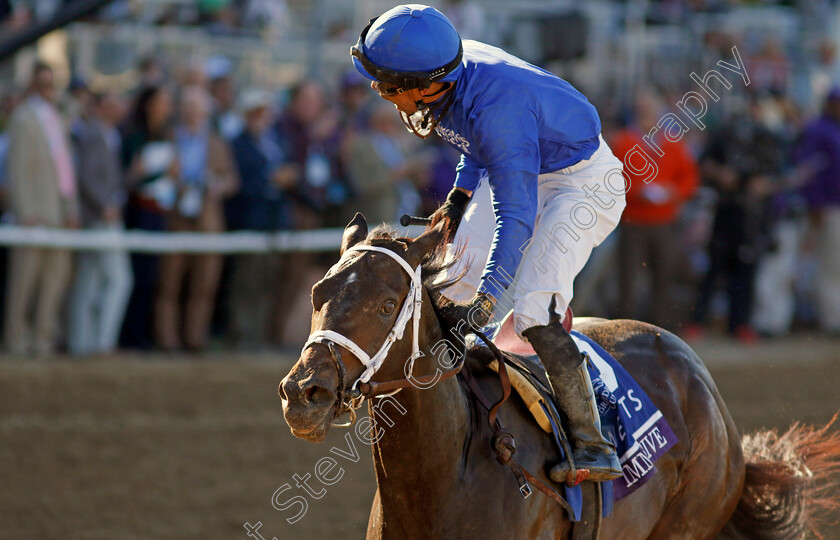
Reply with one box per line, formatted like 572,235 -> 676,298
430,187 -> 471,242
438,291 -> 496,332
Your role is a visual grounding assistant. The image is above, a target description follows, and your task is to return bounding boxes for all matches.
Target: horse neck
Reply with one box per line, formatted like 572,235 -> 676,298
368,289 -> 470,509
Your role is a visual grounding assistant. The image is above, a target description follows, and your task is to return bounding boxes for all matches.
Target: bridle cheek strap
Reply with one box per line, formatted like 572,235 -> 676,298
302,245 -> 423,390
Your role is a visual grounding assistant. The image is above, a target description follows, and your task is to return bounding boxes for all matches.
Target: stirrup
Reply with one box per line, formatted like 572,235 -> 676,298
550,455 -> 622,486
549,461 -> 591,487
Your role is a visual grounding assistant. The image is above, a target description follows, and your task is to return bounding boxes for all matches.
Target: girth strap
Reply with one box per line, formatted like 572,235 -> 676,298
460,337 -> 575,518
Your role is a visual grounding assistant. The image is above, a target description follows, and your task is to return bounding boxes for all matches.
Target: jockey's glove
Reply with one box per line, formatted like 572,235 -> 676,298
438,291 -> 496,333
430,188 -> 471,242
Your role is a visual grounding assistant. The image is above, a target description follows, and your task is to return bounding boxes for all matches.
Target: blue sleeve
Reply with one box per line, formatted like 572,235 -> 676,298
469,105 -> 541,300
454,153 -> 483,192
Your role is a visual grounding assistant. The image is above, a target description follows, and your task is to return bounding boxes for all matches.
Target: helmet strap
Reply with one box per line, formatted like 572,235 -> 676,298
399,83 -> 456,139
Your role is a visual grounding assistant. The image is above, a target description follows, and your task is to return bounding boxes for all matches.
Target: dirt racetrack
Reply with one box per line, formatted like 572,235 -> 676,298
1,334 -> 839,540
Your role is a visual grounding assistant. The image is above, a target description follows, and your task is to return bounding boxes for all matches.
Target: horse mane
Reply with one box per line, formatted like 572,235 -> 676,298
363,224 -> 463,299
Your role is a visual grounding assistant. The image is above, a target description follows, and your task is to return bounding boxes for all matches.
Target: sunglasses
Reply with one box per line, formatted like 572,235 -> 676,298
373,81 -> 405,96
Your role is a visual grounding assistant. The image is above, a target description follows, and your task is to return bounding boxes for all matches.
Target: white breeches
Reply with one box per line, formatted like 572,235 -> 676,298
441,136 -> 626,337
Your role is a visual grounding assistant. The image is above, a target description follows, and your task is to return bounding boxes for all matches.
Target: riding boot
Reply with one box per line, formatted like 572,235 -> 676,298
522,320 -> 622,484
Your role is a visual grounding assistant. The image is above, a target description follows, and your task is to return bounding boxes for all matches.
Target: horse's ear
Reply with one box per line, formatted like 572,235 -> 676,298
340,212 -> 368,255
406,222 -> 445,266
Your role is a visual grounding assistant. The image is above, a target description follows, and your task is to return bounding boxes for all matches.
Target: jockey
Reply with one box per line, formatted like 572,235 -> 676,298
351,4 -> 625,483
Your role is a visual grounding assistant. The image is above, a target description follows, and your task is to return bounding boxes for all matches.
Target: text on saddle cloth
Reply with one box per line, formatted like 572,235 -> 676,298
572,331 -> 679,502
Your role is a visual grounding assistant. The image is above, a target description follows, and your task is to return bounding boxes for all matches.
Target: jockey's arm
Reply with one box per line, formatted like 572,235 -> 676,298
436,105 -> 540,329
437,165 -> 538,331
457,106 -> 541,304
476,168 -> 538,302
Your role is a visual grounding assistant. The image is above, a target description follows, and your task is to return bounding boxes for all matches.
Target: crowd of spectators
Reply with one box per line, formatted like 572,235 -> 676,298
606,82 -> 840,343
0,59 -> 442,355
0,37 -> 839,357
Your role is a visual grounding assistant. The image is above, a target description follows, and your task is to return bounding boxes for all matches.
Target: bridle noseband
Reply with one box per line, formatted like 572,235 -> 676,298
301,244 -> 464,427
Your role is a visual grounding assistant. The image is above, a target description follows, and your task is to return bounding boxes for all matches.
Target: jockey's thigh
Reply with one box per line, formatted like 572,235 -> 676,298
512,137 -> 625,336
438,136 -> 626,336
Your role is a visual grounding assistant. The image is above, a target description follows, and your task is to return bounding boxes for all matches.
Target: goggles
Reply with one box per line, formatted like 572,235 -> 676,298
372,81 -> 405,97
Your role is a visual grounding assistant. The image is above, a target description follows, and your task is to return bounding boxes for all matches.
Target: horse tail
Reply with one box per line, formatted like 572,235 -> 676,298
718,413 -> 840,540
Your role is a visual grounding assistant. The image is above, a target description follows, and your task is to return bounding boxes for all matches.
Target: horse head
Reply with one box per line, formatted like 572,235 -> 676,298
279,213 -> 446,442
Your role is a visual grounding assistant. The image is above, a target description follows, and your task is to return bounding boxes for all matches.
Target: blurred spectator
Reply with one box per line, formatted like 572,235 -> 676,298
209,68 -> 243,140
4,62 -> 79,355
751,96 -> 808,337
272,80 -> 345,342
181,59 -> 209,89
136,56 -> 167,91
227,88 -> 296,348
747,38 -> 791,95
750,191 -> 808,337
346,103 -> 418,223
687,98 -> 784,342
612,91 -> 699,329
809,40 -> 840,114
68,92 -> 133,356
0,88 -> 23,193
120,84 -> 177,349
60,76 -> 92,145
337,69 -> 371,133
273,80 -> 342,224
335,70 -> 371,207
0,87 -> 22,336
794,87 -> 840,334
154,85 -> 239,351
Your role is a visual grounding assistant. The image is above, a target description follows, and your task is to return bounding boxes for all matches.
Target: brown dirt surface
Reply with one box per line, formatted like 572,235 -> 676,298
1,335 -> 839,540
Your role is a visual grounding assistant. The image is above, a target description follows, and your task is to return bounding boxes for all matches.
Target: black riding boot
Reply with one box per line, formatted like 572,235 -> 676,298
522,320 -> 622,484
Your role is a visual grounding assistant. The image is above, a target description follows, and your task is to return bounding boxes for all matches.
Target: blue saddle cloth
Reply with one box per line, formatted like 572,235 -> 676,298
553,331 -> 679,520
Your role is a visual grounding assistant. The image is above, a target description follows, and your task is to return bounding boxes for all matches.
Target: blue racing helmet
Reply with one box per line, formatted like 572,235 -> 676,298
351,4 -> 463,90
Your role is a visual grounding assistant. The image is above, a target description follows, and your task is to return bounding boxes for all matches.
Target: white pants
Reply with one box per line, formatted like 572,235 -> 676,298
68,223 -> 134,355
751,218 -> 806,335
441,136 -> 626,337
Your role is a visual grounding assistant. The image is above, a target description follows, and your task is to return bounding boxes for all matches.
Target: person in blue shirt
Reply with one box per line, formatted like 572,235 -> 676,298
351,4 -> 626,483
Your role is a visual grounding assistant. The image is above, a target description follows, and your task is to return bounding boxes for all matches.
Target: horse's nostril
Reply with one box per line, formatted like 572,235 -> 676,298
278,381 -> 288,400
304,383 -> 333,405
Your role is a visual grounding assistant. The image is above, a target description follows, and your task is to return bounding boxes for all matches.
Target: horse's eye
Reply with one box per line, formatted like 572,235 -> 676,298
381,300 -> 397,315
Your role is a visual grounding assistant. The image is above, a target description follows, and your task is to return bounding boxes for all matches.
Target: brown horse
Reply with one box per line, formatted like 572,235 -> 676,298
279,214 -> 840,539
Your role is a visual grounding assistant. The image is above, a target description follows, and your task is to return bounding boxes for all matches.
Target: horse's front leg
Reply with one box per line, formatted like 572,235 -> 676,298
366,489 -> 383,540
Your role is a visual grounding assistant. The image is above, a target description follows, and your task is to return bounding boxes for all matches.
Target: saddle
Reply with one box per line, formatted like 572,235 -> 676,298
489,308 -> 572,434
461,308 -> 604,539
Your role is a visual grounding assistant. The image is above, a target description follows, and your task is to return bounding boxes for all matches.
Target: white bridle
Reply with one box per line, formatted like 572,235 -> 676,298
301,245 -> 423,391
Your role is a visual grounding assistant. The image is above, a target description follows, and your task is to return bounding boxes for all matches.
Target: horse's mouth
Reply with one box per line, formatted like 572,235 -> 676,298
290,423 -> 330,442
282,402 -> 333,443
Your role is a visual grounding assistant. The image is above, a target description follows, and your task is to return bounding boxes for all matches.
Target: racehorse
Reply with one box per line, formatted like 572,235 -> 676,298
279,213 -> 840,539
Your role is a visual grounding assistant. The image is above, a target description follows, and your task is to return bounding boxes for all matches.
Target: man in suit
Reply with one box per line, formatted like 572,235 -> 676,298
67,92 -> 133,356
4,62 -> 80,355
